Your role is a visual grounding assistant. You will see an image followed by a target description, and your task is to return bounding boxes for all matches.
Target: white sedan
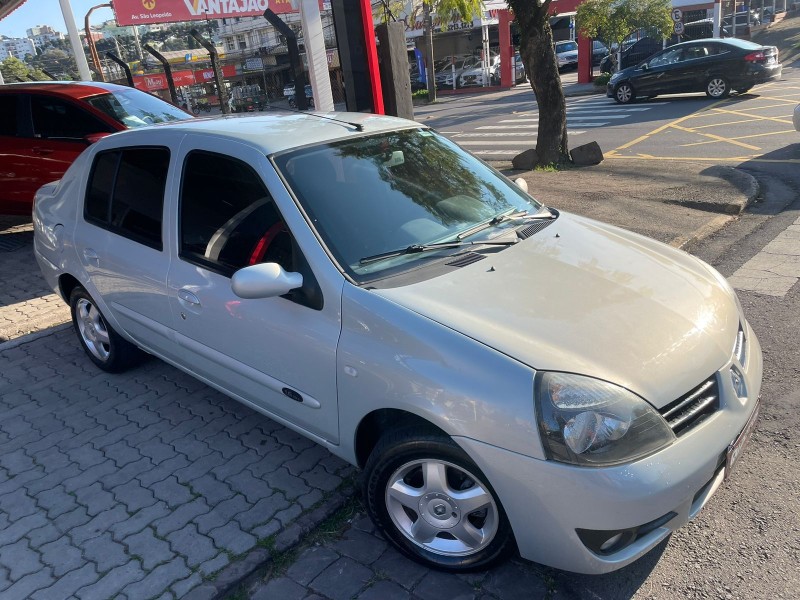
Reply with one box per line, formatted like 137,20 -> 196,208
33,112 -> 762,574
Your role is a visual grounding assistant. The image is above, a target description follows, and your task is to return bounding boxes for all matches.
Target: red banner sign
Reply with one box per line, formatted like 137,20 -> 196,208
194,64 -> 237,83
113,0 -> 301,26
133,69 -> 196,91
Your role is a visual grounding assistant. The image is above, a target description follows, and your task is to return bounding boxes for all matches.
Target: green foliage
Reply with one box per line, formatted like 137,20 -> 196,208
428,0 -> 483,21
577,0 -> 672,68
593,72 -> 611,87
1,55 -> 48,82
412,89 -> 429,101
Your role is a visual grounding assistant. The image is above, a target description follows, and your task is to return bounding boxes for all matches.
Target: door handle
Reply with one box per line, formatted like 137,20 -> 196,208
82,248 -> 100,267
32,147 -> 54,155
178,288 -> 201,307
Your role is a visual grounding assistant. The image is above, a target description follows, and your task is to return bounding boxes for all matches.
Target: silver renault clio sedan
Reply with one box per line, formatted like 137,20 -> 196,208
33,113 -> 762,574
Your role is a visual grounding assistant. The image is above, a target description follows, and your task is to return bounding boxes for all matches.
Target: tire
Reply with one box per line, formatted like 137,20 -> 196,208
69,286 -> 144,373
192,106 -> 200,116
706,76 -> 730,99
363,428 -> 515,572
614,82 -> 635,104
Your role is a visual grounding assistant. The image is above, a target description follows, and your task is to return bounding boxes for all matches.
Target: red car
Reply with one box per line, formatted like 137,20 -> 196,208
0,81 -> 192,216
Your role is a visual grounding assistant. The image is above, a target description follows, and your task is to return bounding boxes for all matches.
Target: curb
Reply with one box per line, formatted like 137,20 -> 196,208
0,322 -> 71,353
185,483 -> 356,600
668,167 -> 760,250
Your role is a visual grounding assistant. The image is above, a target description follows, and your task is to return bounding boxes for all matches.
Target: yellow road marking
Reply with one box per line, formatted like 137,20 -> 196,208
710,107 -> 794,125
612,98 -> 729,152
721,101 -> 798,110
689,118 -> 763,129
669,123 -> 761,150
606,155 -> 800,164
679,130 -> 797,147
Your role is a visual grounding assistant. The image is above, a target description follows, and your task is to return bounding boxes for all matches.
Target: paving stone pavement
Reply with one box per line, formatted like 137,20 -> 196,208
0,327 -> 355,599
244,512 -> 556,600
0,217 -> 70,343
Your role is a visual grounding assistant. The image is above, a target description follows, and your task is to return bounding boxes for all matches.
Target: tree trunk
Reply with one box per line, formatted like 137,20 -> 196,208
508,1 -> 569,165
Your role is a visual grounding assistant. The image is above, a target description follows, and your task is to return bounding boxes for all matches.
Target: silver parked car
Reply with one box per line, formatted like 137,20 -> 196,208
34,113 -> 762,574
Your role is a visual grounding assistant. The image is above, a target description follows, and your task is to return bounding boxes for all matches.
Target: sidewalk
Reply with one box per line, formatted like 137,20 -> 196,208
0,158 -> 757,600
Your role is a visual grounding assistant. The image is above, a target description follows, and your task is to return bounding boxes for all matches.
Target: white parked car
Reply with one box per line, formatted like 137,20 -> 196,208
34,113 -> 762,574
556,40 -> 579,71
459,55 -> 501,87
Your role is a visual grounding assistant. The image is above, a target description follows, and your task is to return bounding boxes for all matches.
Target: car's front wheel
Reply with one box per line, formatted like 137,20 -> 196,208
706,76 -> 730,99
614,82 -> 635,104
364,428 -> 515,572
70,286 -> 144,373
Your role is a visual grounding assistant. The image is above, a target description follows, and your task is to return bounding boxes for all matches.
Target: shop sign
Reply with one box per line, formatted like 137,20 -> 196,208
113,0 -> 324,26
133,69 -> 197,91
194,64 -> 237,83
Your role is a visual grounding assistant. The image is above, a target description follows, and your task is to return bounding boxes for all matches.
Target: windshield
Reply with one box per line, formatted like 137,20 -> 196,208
274,129 -> 540,280
86,89 -> 191,128
557,41 -> 578,53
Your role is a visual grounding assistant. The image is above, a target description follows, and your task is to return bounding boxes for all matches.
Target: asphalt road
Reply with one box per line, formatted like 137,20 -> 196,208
415,60 -> 800,166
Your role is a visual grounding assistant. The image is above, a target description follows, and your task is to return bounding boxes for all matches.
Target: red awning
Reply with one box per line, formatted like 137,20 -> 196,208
0,0 -> 29,21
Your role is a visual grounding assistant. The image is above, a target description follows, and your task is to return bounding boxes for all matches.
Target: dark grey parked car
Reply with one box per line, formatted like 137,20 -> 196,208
607,38 -> 781,104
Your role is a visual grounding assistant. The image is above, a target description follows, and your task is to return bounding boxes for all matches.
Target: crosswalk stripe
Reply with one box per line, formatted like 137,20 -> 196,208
477,125 -> 537,129
458,133 -> 586,146
456,132 -> 537,137
570,115 -> 631,119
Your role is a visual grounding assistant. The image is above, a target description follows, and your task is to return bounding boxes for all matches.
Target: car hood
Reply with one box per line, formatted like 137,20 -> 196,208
613,65 -> 640,79
373,213 -> 739,408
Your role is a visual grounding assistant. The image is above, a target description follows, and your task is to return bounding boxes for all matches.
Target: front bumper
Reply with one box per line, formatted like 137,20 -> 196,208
457,322 -> 763,574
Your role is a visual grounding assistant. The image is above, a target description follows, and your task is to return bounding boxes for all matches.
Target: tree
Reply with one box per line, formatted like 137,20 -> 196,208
507,0 -> 569,165
1,56 -> 47,82
577,0 -> 673,71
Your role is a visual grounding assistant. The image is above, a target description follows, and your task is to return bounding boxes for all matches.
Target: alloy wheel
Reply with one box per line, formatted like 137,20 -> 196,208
616,84 -> 633,103
384,459 -> 499,557
75,298 -> 111,361
707,78 -> 727,98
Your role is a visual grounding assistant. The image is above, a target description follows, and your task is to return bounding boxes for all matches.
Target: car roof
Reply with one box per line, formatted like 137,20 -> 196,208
669,37 -> 762,50
102,112 -> 420,156
0,80 -> 133,99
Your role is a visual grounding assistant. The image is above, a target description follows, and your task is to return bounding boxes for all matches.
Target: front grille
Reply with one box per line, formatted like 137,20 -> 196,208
659,376 -> 719,436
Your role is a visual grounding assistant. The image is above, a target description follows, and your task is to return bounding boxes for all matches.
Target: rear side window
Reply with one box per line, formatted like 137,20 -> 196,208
0,95 -> 18,136
31,95 -> 114,140
84,147 -> 169,250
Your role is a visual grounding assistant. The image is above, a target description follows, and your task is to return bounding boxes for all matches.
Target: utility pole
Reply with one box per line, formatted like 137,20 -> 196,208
423,2 -> 436,102
58,0 -> 92,80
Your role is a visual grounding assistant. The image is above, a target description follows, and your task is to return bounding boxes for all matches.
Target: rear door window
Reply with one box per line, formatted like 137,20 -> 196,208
84,147 -> 169,250
0,95 -> 18,136
31,94 -> 114,140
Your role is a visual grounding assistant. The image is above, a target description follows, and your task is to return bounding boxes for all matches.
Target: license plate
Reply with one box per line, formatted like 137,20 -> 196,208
724,399 -> 760,480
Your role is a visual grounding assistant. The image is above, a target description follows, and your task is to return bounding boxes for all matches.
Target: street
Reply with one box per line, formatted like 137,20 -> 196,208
0,63 -> 799,600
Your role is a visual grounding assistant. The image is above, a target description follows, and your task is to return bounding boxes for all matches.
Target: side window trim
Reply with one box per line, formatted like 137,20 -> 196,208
83,145 -> 168,251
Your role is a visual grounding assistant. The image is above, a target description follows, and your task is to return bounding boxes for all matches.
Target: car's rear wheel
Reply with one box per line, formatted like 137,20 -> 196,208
70,287 -> 144,373
706,76 -> 730,99
364,428 -> 515,572
614,82 -> 635,104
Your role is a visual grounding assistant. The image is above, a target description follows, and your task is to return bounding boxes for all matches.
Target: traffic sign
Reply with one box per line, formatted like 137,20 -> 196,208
671,8 -> 683,22
674,21 -> 685,35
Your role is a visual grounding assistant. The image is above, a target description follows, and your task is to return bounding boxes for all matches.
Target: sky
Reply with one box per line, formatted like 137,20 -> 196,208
0,1 -> 116,38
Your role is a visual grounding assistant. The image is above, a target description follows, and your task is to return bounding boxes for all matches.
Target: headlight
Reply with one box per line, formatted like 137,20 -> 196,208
536,372 -> 675,467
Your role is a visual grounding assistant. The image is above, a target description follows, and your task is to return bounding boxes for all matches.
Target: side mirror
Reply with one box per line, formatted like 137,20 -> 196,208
514,177 -> 529,193
231,263 -> 303,300
85,132 -> 111,145
640,62 -> 649,71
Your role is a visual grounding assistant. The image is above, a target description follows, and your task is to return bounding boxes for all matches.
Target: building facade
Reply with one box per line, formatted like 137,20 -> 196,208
26,25 -> 65,50
0,35 -> 36,59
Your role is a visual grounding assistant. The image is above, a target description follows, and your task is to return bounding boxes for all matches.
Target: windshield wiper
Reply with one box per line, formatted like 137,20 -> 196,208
359,239 -> 517,266
456,207 -> 556,241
